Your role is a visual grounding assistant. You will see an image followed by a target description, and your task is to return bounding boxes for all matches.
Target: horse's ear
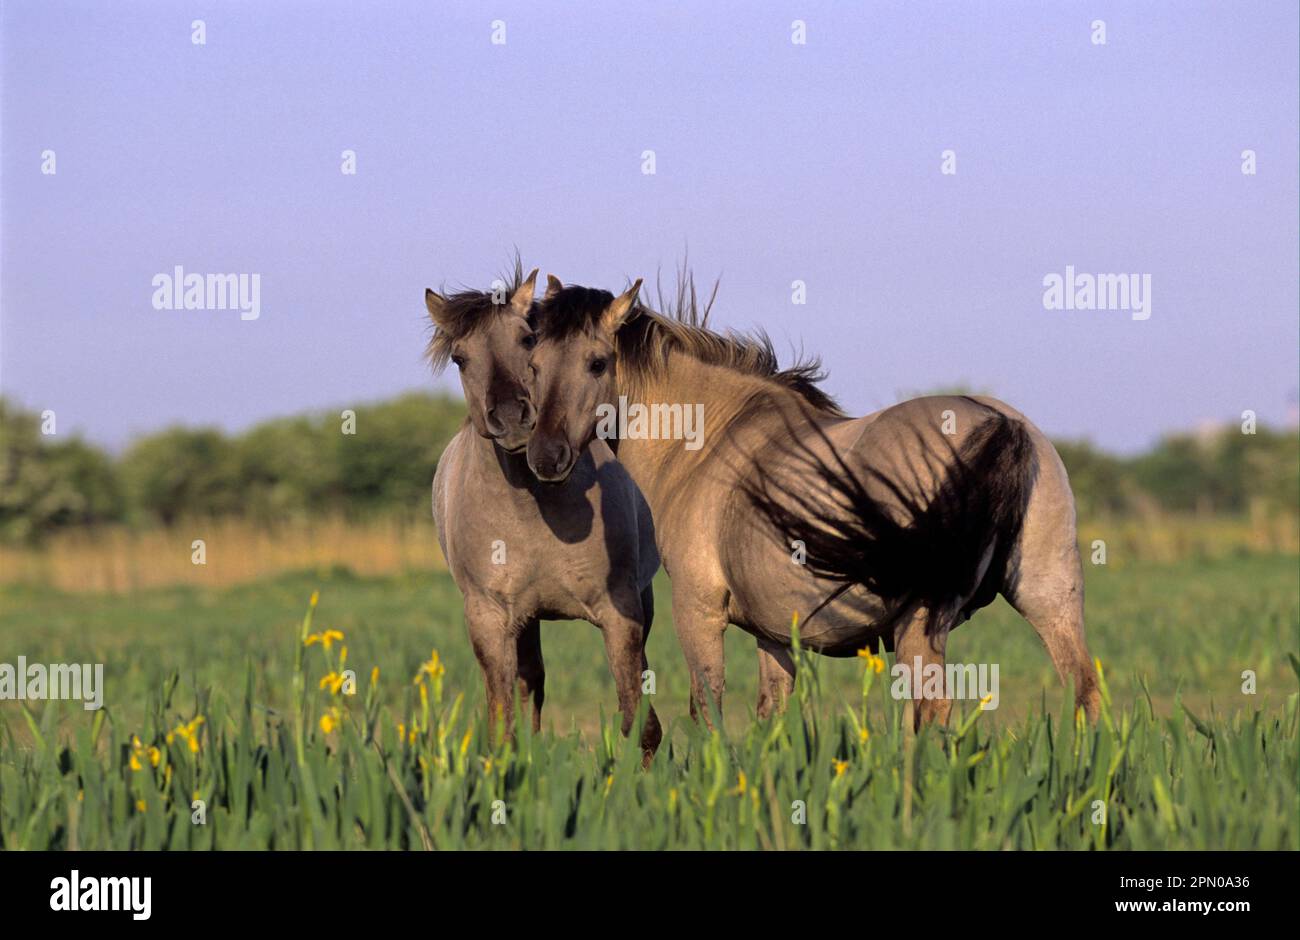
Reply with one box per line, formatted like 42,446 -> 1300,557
509,268 -> 539,316
544,274 -> 563,301
602,278 -> 642,334
425,289 -> 452,331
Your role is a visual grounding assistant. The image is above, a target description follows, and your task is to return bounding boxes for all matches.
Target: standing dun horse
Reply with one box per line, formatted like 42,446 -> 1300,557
526,275 -> 1101,729
426,266 -> 662,754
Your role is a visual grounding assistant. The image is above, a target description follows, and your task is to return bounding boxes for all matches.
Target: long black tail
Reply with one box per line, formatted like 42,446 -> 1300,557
743,399 -> 1038,637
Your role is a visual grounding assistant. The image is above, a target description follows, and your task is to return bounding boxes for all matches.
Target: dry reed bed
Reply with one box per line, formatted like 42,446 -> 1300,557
0,513 -> 1294,594
0,516 -> 446,593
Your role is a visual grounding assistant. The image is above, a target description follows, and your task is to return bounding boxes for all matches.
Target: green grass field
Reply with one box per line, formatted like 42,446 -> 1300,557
1,554 -> 1296,849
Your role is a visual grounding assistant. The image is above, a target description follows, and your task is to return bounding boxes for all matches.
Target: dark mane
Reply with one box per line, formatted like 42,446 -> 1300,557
539,271 -> 843,416
425,257 -> 529,372
535,285 -> 615,341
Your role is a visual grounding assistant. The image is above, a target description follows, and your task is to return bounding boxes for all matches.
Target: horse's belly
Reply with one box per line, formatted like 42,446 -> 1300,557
724,537 -> 892,655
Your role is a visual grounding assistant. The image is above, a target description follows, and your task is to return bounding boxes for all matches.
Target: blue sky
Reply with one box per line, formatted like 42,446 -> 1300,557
3,0 -> 1296,452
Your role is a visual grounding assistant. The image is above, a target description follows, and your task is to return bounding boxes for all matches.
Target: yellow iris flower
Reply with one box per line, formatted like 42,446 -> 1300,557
305,629 -> 345,650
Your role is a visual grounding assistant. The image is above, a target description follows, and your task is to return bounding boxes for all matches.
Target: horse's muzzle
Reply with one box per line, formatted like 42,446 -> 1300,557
526,436 -> 574,483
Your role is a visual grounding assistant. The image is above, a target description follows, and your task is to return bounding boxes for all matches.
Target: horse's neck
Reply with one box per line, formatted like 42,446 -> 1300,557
613,354 -> 811,515
464,428 -> 536,491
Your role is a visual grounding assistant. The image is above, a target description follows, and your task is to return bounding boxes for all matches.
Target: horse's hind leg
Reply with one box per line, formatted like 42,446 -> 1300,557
894,606 -> 954,731
1005,550 -> 1100,720
756,638 -> 795,719
1003,450 -> 1101,720
516,617 -> 544,733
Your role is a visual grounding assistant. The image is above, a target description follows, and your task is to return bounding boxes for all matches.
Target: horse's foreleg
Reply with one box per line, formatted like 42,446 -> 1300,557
594,594 -> 662,758
756,637 -> 795,719
893,607 -> 952,731
672,590 -> 727,728
515,617 -> 545,733
465,601 -> 518,745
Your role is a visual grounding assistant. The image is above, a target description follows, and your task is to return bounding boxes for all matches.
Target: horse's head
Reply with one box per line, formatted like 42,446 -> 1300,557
526,276 -> 641,482
425,268 -> 539,452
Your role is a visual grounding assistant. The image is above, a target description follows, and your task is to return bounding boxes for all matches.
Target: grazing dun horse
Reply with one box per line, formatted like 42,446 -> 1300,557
525,275 -> 1101,729
426,267 -> 662,753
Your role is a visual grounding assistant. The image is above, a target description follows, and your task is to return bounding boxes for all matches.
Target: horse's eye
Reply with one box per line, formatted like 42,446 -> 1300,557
451,354 -> 466,369
520,333 -> 537,351
589,357 -> 607,377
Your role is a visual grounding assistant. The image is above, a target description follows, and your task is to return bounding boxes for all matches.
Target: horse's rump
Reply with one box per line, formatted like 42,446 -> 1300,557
742,395 -> 1039,639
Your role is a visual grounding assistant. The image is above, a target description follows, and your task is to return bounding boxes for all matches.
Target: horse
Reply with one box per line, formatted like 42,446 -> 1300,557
425,264 -> 662,754
524,274 -> 1101,730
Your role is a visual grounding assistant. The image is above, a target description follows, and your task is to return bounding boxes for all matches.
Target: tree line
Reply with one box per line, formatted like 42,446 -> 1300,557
0,394 -> 1295,543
